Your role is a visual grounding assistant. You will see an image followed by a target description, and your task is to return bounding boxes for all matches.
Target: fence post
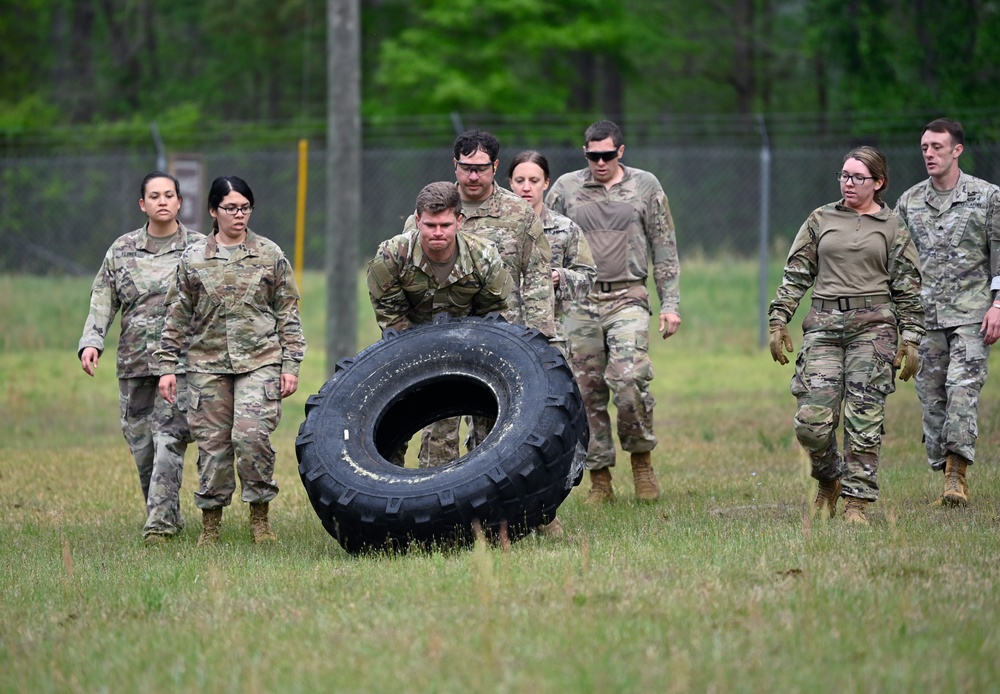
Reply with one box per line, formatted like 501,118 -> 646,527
757,113 -> 772,348
150,121 -> 166,172
326,0 -> 361,374
295,138 -> 308,293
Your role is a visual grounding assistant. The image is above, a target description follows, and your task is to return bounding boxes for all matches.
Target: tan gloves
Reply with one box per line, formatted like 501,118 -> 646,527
769,321 -> 794,365
769,319 -> 918,380
893,341 -> 919,381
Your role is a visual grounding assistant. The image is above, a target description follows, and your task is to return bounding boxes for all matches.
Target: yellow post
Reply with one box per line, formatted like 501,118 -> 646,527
294,138 -> 309,294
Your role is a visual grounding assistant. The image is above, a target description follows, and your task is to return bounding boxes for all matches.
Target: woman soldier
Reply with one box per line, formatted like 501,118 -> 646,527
507,150 -> 597,349
157,176 -> 306,545
508,150 -> 596,535
78,171 -> 203,545
768,146 -> 924,525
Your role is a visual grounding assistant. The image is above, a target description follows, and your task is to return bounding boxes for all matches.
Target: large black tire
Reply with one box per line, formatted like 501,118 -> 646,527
295,313 -> 587,554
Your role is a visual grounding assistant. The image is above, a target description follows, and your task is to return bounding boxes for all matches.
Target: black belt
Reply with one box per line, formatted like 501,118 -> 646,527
596,279 -> 645,293
812,294 -> 891,311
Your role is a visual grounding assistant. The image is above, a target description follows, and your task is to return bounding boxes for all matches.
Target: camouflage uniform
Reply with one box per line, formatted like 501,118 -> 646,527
403,184 -> 557,465
78,222 -> 203,539
367,228 -> 512,331
157,229 -> 306,510
895,173 -> 1000,469
403,184 -> 555,336
541,205 -> 597,351
769,202 -> 924,500
547,165 -> 681,469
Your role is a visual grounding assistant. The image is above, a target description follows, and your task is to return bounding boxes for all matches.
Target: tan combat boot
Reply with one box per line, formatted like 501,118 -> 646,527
197,508 -> 223,546
813,477 -> 842,517
250,502 -> 277,543
630,451 -> 661,502
843,497 -> 869,525
584,468 -> 615,505
536,516 -> 564,538
943,453 -> 970,506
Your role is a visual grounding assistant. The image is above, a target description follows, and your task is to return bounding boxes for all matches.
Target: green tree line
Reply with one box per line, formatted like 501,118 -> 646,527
3,0 -> 1000,135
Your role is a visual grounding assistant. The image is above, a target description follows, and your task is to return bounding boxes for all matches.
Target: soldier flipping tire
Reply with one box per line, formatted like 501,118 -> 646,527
295,314 -> 587,554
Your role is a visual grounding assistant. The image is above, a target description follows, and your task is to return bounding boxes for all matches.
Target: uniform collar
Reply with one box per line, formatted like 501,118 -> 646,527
834,200 -> 891,219
138,221 -> 187,253
413,228 -> 470,276
583,162 -> 631,187
925,171 -> 972,206
204,228 -> 259,259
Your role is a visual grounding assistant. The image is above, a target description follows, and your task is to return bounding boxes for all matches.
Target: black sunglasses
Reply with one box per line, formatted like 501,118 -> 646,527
585,150 -> 619,162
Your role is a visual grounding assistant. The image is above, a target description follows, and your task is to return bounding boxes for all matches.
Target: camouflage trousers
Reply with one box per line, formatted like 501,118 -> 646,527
417,417 -> 460,468
186,366 -> 282,510
119,375 -> 193,538
790,305 -> 898,501
417,416 -> 493,467
915,324 -> 990,470
564,285 -> 657,470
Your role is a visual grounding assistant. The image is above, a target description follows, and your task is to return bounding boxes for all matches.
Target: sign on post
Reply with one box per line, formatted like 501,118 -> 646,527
169,154 -> 205,233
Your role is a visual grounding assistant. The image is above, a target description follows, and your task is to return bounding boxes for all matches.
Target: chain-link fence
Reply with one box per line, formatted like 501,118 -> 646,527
5,140 -> 1000,276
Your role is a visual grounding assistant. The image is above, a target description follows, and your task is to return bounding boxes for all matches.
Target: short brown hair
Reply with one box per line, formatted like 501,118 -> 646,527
923,118 -> 964,147
415,181 -> 462,217
584,120 -> 623,148
844,145 -> 889,205
507,150 -> 550,181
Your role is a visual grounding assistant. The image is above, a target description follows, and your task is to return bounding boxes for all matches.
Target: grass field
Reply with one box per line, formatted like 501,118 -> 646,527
2,260 -> 999,693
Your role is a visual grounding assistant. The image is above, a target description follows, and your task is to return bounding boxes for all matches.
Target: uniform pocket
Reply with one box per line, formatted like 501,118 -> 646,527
263,379 -> 281,401
636,328 -> 649,354
867,341 -> 897,396
188,387 -> 202,411
443,281 -> 478,310
242,267 -> 270,310
966,339 -> 989,362
789,346 -> 809,397
114,266 -> 141,304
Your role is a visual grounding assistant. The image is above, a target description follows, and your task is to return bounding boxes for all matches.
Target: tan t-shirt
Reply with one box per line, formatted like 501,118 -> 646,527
461,199 -> 488,218
150,231 -> 179,252
930,185 -> 954,209
216,243 -> 241,260
426,250 -> 458,285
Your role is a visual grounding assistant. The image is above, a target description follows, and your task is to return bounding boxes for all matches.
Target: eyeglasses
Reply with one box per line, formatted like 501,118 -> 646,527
455,161 -> 495,176
835,172 -> 874,185
585,150 -> 619,162
217,205 -> 253,215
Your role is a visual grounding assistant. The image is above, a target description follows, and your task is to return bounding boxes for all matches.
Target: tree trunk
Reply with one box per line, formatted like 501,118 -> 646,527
51,2 -> 96,120
600,56 -> 624,122
729,0 -> 756,114
568,52 -> 595,113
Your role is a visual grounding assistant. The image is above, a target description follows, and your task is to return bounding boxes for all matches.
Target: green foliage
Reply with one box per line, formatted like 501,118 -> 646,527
804,0 -> 1000,114
0,0 -> 55,96
370,0 -> 632,116
2,0 -> 1000,135
0,0 -> 325,125
0,94 -> 62,130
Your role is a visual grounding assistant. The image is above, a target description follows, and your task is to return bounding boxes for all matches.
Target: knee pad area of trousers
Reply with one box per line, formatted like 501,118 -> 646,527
793,404 -> 835,451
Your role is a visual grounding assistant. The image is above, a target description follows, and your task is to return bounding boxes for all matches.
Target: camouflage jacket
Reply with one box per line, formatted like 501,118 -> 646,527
366,228 -> 512,332
895,172 -> 1000,330
78,222 -> 205,378
769,201 -> 925,343
546,164 -> 681,315
404,184 -> 557,338
157,229 -> 306,376
541,205 -> 597,330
